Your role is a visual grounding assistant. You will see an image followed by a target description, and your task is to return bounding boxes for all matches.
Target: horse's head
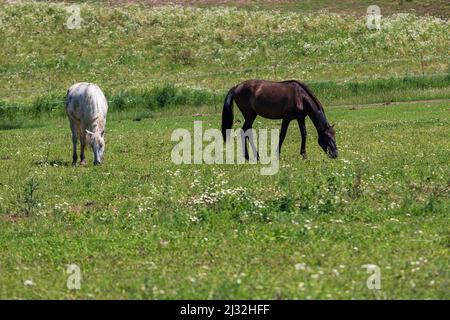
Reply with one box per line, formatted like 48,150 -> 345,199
318,123 -> 338,159
86,129 -> 105,165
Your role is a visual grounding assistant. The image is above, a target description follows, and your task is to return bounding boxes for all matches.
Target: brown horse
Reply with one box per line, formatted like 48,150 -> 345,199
221,79 -> 338,159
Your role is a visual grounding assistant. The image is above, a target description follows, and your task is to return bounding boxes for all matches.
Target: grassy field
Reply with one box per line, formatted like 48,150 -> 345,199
0,2 -> 449,104
0,1 -> 449,300
0,101 -> 449,299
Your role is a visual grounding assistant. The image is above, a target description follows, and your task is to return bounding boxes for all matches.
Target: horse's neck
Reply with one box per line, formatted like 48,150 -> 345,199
301,90 -> 327,133
88,117 -> 105,132
86,92 -> 106,132
309,110 -> 328,133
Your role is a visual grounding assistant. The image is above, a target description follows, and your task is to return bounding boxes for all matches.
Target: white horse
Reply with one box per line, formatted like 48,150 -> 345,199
66,82 -> 108,165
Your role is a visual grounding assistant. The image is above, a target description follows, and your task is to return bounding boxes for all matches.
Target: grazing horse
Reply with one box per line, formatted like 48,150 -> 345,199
66,82 -> 108,165
221,79 -> 338,159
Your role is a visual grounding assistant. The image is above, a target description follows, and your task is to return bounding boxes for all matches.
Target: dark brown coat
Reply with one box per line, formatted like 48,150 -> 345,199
221,79 -> 337,159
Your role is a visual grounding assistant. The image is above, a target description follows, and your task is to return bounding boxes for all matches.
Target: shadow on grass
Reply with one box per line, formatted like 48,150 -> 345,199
33,159 -> 71,167
0,119 -> 44,131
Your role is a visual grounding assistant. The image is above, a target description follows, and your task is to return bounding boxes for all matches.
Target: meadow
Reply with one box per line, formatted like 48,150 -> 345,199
0,1 -> 449,299
0,101 -> 449,299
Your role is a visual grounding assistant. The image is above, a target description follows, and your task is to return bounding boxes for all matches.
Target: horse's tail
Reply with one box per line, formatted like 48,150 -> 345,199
295,81 -> 325,112
221,87 -> 235,141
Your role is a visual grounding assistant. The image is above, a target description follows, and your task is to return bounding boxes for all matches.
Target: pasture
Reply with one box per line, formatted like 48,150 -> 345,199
0,1 -> 449,299
1,101 -> 449,299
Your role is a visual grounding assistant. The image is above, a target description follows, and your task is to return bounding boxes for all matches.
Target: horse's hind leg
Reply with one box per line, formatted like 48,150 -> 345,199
277,118 -> 291,157
297,117 -> 307,159
241,119 -> 252,161
241,112 -> 259,161
79,126 -> 87,166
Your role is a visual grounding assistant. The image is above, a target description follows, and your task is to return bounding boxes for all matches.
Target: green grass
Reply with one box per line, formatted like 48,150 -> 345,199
0,1 -> 449,300
0,101 -> 448,299
2,74 -> 450,130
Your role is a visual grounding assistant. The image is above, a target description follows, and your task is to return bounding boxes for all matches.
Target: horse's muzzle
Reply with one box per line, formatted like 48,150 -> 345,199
327,147 -> 338,159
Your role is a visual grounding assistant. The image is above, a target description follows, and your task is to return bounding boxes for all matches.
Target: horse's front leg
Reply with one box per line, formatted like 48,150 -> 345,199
70,121 -> 78,165
277,118 -> 291,158
79,126 -> 87,166
297,118 -> 307,159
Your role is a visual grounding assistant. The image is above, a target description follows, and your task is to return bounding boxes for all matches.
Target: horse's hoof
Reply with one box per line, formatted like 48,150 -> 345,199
80,160 -> 86,166
301,154 -> 307,160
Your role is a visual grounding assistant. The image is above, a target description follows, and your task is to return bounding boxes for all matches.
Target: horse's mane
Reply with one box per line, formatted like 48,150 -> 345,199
283,80 -> 325,112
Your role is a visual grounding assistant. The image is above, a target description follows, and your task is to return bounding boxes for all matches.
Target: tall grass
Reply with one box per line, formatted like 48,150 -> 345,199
312,73 -> 450,104
1,73 -> 448,129
0,2 -> 448,103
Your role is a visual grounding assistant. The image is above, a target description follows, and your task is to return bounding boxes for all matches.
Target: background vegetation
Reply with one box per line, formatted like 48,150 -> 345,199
0,2 -> 449,110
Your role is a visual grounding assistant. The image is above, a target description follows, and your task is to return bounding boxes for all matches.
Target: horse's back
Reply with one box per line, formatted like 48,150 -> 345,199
234,79 -> 299,119
66,82 -> 108,122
